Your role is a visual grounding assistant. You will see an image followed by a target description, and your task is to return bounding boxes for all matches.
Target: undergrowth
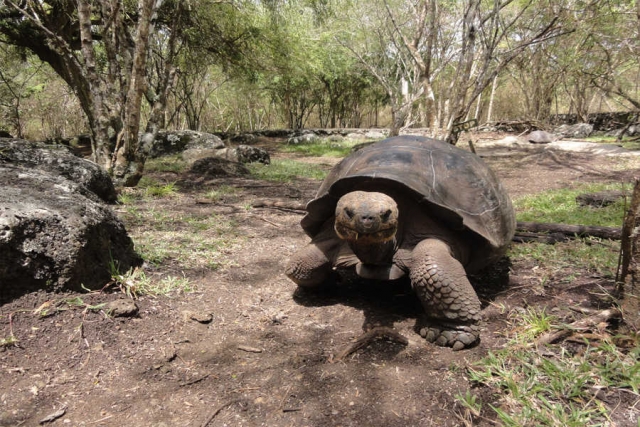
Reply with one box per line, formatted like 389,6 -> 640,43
456,307 -> 640,426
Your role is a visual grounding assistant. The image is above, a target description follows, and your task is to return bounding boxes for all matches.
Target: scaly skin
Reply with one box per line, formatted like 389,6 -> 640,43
409,239 -> 481,350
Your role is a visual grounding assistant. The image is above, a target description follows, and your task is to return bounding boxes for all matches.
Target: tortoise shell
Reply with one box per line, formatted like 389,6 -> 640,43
301,135 -> 515,255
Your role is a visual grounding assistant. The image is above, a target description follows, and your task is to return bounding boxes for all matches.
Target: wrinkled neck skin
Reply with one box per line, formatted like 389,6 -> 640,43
347,237 -> 397,266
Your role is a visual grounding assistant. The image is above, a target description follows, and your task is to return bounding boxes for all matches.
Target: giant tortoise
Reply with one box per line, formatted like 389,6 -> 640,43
285,135 -> 516,350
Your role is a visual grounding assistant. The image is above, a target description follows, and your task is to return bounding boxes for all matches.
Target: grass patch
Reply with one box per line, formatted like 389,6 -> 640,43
510,183 -> 625,278
144,154 -> 187,173
247,159 -> 328,182
109,264 -> 194,298
281,139 -> 362,157
513,183 -> 629,226
138,180 -> 178,198
583,135 -> 640,151
509,238 -> 619,278
457,307 -> 640,426
123,209 -> 240,270
202,185 -> 238,202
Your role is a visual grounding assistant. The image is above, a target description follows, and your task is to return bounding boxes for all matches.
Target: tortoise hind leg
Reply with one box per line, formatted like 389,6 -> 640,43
410,239 -> 481,350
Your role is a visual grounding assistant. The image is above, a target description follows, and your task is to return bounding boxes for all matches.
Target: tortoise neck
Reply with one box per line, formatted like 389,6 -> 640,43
348,238 -> 397,265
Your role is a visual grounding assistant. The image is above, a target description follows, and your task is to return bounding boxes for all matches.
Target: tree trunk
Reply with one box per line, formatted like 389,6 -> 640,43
617,179 -> 640,331
487,75 -> 497,122
111,0 -> 157,187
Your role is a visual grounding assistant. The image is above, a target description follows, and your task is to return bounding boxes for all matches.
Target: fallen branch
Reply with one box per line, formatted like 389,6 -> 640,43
515,221 -> 621,241
334,327 -> 408,362
535,308 -> 622,347
251,200 -> 306,213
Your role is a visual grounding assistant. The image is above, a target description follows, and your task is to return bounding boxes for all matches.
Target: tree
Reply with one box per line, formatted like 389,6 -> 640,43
0,0 -> 184,186
0,46 -> 44,138
581,0 -> 640,123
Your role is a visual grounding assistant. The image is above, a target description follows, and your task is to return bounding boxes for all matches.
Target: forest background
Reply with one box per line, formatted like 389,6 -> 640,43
0,0 -> 638,184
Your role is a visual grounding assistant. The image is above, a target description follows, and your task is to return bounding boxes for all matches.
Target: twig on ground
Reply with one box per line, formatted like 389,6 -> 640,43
180,373 -> 211,387
201,399 -> 245,427
237,344 -> 263,353
251,215 -> 283,228
334,327 -> 409,362
535,308 -> 622,347
39,406 -> 67,424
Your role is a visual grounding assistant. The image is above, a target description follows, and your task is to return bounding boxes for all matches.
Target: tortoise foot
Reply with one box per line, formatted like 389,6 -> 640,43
419,323 -> 479,351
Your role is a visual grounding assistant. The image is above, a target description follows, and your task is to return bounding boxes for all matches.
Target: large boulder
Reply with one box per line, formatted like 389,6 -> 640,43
554,123 -> 593,138
0,138 -> 117,203
152,130 -> 270,165
149,130 -> 223,157
0,140 -> 141,303
526,130 -> 557,144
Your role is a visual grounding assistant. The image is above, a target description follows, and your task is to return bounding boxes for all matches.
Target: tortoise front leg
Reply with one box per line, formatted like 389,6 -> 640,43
410,239 -> 481,350
285,243 -> 335,287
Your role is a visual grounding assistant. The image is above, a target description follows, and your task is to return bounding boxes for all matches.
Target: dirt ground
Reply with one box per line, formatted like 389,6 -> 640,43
1,133 -> 640,426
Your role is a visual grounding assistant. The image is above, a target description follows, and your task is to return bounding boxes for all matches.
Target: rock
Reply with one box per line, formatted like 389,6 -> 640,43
150,130 -> 225,158
154,130 -> 270,165
554,123 -> 593,138
236,145 -> 270,164
229,133 -> 257,144
0,142 -> 141,303
287,132 -> 320,145
106,299 -> 139,317
346,132 -> 368,140
0,131 -> 12,138
0,139 -> 117,203
363,130 -> 387,140
187,157 -> 250,177
182,310 -> 213,323
183,143 -> 270,166
526,130 -> 557,144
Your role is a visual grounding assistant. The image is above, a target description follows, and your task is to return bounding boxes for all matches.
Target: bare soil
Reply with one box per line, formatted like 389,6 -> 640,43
2,133 -> 640,426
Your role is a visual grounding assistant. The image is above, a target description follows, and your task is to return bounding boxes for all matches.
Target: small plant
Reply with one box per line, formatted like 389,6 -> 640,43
109,264 -> 152,299
144,181 -> 178,198
109,258 -> 194,297
117,190 -> 139,205
455,390 -> 482,417
203,185 -> 237,202
0,335 -> 18,347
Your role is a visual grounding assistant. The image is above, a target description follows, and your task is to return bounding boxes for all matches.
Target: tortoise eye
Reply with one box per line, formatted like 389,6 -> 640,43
344,208 -> 355,219
381,210 -> 392,222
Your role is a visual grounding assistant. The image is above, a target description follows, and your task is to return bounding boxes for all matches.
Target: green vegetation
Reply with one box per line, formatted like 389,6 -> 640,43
509,238 -> 619,278
109,262 -> 194,298
120,203 -> 240,271
513,183 -> 628,226
583,136 -> 640,151
468,182 -> 640,424
510,183 -> 626,278
0,335 -> 18,348
144,155 -> 188,173
137,177 -> 179,198
281,139 -> 363,157
202,185 -> 238,202
247,159 -> 328,182
457,307 -> 640,426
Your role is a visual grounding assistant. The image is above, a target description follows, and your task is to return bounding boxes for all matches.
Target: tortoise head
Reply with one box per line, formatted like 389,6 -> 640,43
334,191 -> 399,244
